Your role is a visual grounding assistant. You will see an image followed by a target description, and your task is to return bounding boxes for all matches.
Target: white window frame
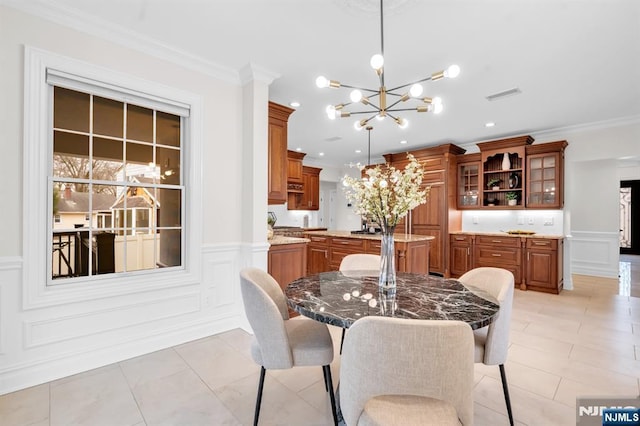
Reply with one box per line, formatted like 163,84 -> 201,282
23,46 -> 203,309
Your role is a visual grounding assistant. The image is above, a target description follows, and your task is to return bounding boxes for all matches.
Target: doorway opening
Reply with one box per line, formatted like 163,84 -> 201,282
620,180 -> 640,255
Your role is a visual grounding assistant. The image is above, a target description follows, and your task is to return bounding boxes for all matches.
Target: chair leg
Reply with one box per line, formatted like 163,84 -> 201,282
254,366 -> 266,426
323,365 -> 339,426
499,364 -> 514,426
322,364 -> 329,392
339,328 -> 345,355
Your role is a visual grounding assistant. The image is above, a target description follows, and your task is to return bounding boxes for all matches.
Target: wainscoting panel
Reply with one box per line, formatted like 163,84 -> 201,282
570,231 -> 619,278
0,242 -> 263,396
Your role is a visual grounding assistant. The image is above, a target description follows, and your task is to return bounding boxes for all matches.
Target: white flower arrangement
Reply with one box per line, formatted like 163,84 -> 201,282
342,154 -> 429,232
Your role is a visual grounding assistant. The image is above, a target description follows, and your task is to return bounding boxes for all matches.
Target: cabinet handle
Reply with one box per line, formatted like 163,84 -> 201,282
527,252 -> 530,261
534,242 -> 547,246
455,237 -> 465,241
339,241 -> 349,245
467,247 -> 470,256
491,253 -> 502,257
491,240 -> 502,243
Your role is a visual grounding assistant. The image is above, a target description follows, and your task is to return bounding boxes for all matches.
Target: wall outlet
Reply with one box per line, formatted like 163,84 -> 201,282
472,216 -> 479,224
517,216 -> 524,225
544,217 -> 554,226
527,216 -> 535,225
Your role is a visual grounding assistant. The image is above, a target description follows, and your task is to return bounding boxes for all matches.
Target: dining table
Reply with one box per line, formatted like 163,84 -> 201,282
285,271 -> 500,330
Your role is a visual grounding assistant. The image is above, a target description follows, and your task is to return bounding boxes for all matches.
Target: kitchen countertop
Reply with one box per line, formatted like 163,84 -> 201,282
304,230 -> 435,243
450,231 -> 564,239
268,235 -> 310,245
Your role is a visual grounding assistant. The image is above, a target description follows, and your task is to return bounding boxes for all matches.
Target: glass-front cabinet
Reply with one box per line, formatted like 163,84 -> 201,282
525,141 -> 567,209
457,154 -> 481,209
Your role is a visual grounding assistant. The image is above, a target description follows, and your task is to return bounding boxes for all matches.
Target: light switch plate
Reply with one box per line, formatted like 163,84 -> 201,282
473,216 -> 479,224
544,217 -> 554,226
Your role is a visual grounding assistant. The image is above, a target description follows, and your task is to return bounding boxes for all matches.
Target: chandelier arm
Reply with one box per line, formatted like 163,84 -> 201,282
387,76 -> 434,93
339,84 -> 380,93
387,107 -> 429,113
345,109 -> 381,116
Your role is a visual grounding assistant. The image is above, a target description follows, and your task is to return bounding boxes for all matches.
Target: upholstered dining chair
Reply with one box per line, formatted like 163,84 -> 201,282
458,267 -> 515,426
239,267 -> 338,426
340,316 -> 474,425
338,254 -> 381,353
339,253 -> 381,272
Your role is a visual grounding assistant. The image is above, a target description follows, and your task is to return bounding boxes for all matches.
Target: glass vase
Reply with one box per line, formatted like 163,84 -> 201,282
379,227 -> 397,315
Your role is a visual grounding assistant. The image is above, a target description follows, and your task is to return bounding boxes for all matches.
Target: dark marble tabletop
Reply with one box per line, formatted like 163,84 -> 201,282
285,271 -> 500,330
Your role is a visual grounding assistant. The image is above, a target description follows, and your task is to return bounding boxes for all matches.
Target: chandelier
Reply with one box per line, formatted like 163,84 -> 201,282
316,0 -> 460,131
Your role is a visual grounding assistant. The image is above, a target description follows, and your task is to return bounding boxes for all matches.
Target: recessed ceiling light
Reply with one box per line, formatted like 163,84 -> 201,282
355,149 -> 362,153
400,140 -> 407,144
319,152 -> 325,156
296,147 -> 302,151
289,101 -> 300,107
485,122 -> 496,128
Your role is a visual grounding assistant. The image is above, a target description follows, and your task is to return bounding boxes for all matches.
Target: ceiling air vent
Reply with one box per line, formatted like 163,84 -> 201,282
324,136 -> 342,142
486,87 -> 521,101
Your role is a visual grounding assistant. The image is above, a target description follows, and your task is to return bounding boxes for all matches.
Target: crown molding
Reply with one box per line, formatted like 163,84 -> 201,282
239,63 -> 281,86
531,114 -> 640,139
1,0 -> 244,85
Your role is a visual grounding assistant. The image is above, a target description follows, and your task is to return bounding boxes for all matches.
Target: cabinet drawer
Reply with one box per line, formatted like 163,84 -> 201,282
331,238 -> 365,249
450,234 -> 473,244
526,238 -> 557,250
366,239 -> 382,252
308,236 -> 329,245
475,235 -> 520,247
475,246 -> 521,265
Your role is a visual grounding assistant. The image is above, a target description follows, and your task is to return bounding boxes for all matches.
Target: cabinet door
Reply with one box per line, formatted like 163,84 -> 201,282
526,249 -> 557,290
527,152 -> 562,208
411,184 -> 444,274
268,244 -> 307,290
449,235 -> 472,277
268,121 -> 287,204
457,162 -> 481,209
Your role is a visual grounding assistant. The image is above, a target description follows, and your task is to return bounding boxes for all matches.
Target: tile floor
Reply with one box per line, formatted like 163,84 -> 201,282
2,257 -> 639,425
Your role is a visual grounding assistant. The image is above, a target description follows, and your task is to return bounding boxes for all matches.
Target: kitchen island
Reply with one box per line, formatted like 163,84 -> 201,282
304,230 -> 434,275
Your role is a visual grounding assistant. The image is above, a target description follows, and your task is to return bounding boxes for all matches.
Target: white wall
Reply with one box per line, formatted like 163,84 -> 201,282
0,5 -> 265,395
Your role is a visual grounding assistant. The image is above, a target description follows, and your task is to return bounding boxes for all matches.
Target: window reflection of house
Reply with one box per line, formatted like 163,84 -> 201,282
111,183 -> 159,236
54,186 -> 115,230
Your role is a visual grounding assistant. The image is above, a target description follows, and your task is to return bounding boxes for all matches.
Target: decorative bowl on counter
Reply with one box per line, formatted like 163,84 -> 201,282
505,230 -> 536,235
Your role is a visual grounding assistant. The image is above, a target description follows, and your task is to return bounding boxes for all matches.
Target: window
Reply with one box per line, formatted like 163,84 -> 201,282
51,86 -> 184,281
24,47 -> 203,307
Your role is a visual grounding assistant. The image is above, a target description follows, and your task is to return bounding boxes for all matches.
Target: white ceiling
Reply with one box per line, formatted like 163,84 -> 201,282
13,0 -> 640,166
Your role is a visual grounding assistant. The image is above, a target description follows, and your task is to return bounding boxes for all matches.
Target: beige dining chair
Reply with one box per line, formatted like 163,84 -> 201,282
338,253 -> 381,352
339,253 -> 381,271
239,267 -> 338,426
458,267 -> 515,426
340,316 -> 474,425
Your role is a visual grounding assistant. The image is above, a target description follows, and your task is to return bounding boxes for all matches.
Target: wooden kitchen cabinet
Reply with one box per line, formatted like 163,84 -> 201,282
457,153 -> 481,209
449,234 -> 473,278
456,136 -> 568,210
450,232 -> 564,294
478,136 -> 530,208
301,166 -> 321,210
288,165 -> 321,210
268,102 -> 294,205
525,141 -> 568,209
307,235 -> 329,274
268,241 -> 307,315
473,234 -> 523,285
525,238 -> 563,293
383,144 -> 465,277
287,150 -> 305,184
305,232 -> 431,275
